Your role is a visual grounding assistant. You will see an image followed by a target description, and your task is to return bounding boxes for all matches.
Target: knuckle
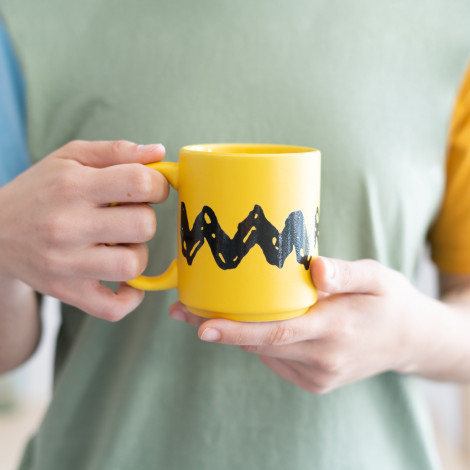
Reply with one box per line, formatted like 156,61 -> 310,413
84,282 -> 131,321
62,280 -> 138,321
111,139 -> 131,156
136,206 -> 157,240
375,276 -> 389,293
55,168 -> 79,194
363,259 -> 391,292
233,329 -> 248,346
315,352 -> 343,374
129,167 -> 154,201
365,257 -> 383,273
62,139 -> 86,152
137,243 -> 150,266
266,325 -> 295,346
42,213 -> 73,245
116,250 -> 143,280
39,245 -> 56,271
41,255 -> 60,279
157,175 -> 171,202
70,139 -> 86,147
95,303 -> 127,322
363,258 -> 380,268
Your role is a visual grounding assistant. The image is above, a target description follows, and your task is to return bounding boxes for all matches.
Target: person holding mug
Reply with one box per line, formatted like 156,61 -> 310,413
1,2 -> 470,469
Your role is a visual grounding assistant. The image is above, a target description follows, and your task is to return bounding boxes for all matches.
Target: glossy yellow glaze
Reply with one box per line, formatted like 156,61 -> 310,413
128,144 -> 321,321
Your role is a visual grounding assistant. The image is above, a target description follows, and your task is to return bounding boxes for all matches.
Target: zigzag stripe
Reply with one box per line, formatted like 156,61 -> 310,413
180,203 -> 319,270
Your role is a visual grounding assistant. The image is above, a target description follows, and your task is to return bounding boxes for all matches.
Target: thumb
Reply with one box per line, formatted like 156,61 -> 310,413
311,257 -> 389,295
53,140 -> 166,168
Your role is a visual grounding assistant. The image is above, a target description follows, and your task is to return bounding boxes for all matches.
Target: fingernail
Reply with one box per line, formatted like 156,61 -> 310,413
137,143 -> 165,152
170,309 -> 186,322
322,258 -> 336,280
200,328 -> 221,342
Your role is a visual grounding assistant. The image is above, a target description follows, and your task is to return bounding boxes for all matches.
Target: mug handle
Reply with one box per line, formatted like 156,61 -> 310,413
125,161 -> 179,291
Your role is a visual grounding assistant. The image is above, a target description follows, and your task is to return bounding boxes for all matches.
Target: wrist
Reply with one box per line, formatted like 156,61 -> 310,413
397,296 -> 470,381
393,294 -> 448,375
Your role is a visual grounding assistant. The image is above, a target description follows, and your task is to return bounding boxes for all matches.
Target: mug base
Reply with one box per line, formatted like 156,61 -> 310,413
187,306 -> 312,322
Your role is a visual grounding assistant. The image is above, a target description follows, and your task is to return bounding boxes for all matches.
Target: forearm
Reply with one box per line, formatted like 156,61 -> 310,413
0,273 -> 40,374
401,291 -> 470,382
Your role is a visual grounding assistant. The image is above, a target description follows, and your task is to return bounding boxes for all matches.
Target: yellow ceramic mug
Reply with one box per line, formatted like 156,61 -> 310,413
127,144 -> 321,322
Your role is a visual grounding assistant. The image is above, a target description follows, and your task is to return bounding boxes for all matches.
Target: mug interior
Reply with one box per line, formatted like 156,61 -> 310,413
181,143 -> 317,156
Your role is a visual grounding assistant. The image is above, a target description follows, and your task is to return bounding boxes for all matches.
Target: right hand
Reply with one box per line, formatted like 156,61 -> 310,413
0,140 -> 169,320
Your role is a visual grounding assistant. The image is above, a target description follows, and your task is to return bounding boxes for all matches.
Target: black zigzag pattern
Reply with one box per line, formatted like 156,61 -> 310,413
180,203 -> 320,270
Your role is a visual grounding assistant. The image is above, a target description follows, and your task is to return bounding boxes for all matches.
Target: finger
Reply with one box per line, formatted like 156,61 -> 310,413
239,341 -> 315,364
311,257 -> 390,295
84,204 -> 156,244
240,340 -> 343,374
84,163 -> 170,205
196,308 -> 327,346
59,279 -> 145,321
259,356 -> 330,394
169,301 -> 207,328
258,355 -> 304,387
54,140 -> 165,168
75,244 -> 149,281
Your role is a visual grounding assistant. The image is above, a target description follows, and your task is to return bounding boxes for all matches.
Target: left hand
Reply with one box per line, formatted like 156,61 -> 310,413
169,257 -> 433,394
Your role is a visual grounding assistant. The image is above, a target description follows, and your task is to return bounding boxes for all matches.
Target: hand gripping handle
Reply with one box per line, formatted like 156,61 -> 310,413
126,162 -> 179,291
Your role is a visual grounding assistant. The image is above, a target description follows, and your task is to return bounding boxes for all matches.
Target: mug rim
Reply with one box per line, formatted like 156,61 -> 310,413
180,143 -> 320,157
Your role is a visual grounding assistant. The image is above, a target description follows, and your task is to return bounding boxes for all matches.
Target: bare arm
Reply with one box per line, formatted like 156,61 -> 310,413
399,271 -> 470,382
407,272 -> 470,382
0,275 -> 40,373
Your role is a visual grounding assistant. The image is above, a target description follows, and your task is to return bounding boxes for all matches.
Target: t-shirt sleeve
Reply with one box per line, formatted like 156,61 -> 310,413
0,19 -> 30,187
428,65 -> 470,274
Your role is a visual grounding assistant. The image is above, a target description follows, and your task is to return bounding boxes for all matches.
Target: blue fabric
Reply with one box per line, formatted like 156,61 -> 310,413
0,20 -> 29,186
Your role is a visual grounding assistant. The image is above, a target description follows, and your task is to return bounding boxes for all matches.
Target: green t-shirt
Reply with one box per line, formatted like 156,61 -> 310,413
2,1 -> 470,469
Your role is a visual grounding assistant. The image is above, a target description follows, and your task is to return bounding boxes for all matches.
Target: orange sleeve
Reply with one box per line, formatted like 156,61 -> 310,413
429,65 -> 470,273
